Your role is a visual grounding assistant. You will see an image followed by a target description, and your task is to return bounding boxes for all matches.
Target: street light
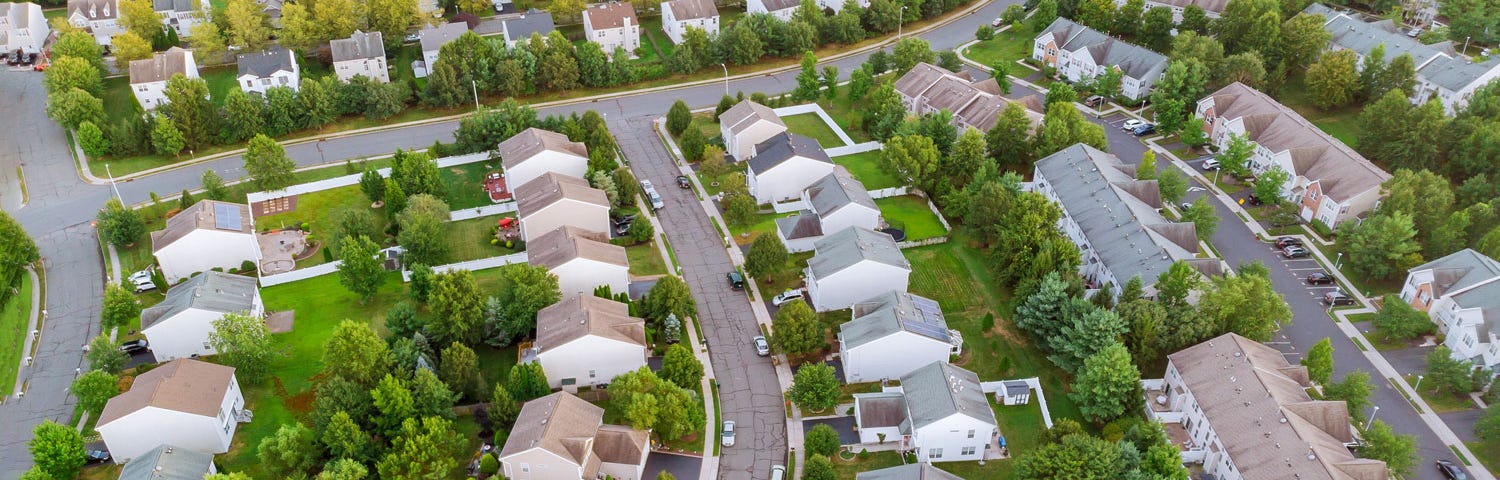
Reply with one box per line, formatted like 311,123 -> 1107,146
1335,252 -> 1343,270
898,6 -> 909,40
104,163 -> 123,204
1414,374 -> 1424,392
471,79 -> 481,111
1366,405 -> 1380,428
720,63 -> 729,95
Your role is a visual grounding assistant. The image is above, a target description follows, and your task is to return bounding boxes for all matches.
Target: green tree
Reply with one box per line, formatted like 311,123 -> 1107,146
864,82 -> 907,140
986,103 -> 1035,170
772,300 -> 823,355
1306,50 -> 1359,110
1357,91 -> 1447,173
1119,299 -> 1168,366
1140,6 -> 1175,52
490,263 -> 561,345
1360,420 -> 1417,477
244,134 -> 296,191
201,170 -> 229,201
324,320 -> 393,386
659,343 -> 703,390
439,341 -> 484,400
1253,166 -> 1289,205
221,88 -> 264,143
43,56 -> 102,97
666,100 -> 693,136
376,417 -> 464,479
1359,43 -> 1389,100
100,284 -> 141,330
642,275 -> 697,322
882,134 -> 941,190
790,362 -> 839,412
1014,432 -> 1124,479
1196,265 -> 1289,341
97,198 -> 146,247
371,374 -> 417,438
411,367 -> 456,418
1279,12 -> 1331,74
892,37 -> 934,75
804,423 -> 841,457
1426,346 -> 1475,395
794,51 -> 823,101
76,121 -> 110,158
397,194 -> 452,266
1149,60 -> 1209,134
1070,343 -> 1140,425
428,269 -> 484,346
224,0 -> 272,49
71,370 -> 118,414
162,75 -> 216,150
87,334 -> 128,373
1476,403 -> 1500,441
1325,370 -> 1374,417
1379,53 -> 1418,97
1372,293 -> 1436,340
1077,0 -> 1116,31
29,421 -> 85,479
149,113 -> 185,156
1113,0 -> 1145,35
803,456 -> 836,480
110,31 -> 153,72
1379,168 -> 1456,256
52,31 -> 105,71
680,122 -> 706,161
209,312 -> 279,383
1339,211 -> 1423,280
490,381 -> 522,428
321,410 -> 371,461
506,362 -> 551,401
1303,338 -> 1335,385
610,367 -> 705,440
259,423 -> 322,478
46,87 -> 103,130
1179,197 -> 1219,240
336,235 -> 384,302
1034,103 -> 1107,156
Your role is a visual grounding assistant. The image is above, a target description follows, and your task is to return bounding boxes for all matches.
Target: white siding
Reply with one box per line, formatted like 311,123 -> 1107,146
506,151 -> 590,189
97,374 -> 243,464
519,200 -> 611,243
537,336 -> 647,388
912,414 -> 996,463
723,120 -> 786,162
333,57 -> 390,83
154,230 -> 260,283
842,332 -> 952,383
548,258 -> 630,297
809,262 -> 910,312
749,158 -> 836,204
501,447 -> 585,480
584,15 -> 640,55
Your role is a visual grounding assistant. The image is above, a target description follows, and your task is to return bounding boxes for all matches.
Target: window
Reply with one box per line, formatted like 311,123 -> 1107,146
927,448 -> 943,459
967,429 -> 975,438
520,464 -> 530,473
589,370 -> 597,378
961,446 -> 976,456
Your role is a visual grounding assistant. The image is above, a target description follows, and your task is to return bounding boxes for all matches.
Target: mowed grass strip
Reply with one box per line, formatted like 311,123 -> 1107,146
876,195 -> 946,240
0,273 -> 34,395
831,150 -> 900,190
782,113 -> 847,148
626,241 -> 670,276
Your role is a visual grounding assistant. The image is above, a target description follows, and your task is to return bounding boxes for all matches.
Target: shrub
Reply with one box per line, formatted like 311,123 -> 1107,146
240,260 -> 256,272
976,25 -> 995,41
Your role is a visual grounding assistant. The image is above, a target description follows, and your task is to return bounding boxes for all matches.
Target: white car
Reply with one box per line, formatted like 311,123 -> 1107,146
771,289 -> 804,306
1121,119 -> 1145,131
640,180 -> 665,211
404,33 -> 421,43
128,268 -> 152,284
722,421 -> 736,447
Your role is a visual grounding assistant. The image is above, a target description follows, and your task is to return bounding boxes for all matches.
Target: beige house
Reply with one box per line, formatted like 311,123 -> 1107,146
582,2 -> 639,56
499,392 -> 651,480
894,62 -> 1044,133
533,294 -> 647,390
719,99 -> 787,162
330,30 -> 388,83
527,225 -> 629,297
96,359 -> 245,464
500,127 -> 590,189
514,172 -> 611,243
660,0 -> 717,44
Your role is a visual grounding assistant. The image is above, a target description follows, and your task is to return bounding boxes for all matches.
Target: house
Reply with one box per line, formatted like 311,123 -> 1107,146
152,0 -> 209,36
856,464 -> 964,480
1399,249 -> 1500,371
776,166 -> 881,253
139,272 -> 262,361
1196,82 -> 1391,226
117,444 -> 217,480
838,291 -> 959,383
1031,18 -> 1168,100
499,392 -> 651,480
417,22 -> 469,78
747,132 -> 836,205
1028,144 -> 1220,298
805,227 -> 911,312
330,30 -> 388,83
66,0 -> 124,46
1306,3 -> 1500,114
719,99 -> 788,162
533,294 -> 647,389
236,47 -> 300,95
0,2 -> 48,55
852,362 -> 999,462
514,172 -> 611,243
500,127 -> 590,189
501,9 -> 555,47
1111,0 -> 1226,22
583,2 -> 640,56
527,225 -> 629,297
129,47 -> 198,111
660,0 -> 717,44
1143,333 -> 1388,480
96,359 -> 245,464
894,62 -> 1046,134
747,0 -> 797,21
816,0 -> 870,12
151,200 -> 259,283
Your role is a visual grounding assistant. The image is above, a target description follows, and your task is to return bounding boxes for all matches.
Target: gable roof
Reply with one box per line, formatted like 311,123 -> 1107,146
758,0 -> 799,11
420,22 -> 470,52
151,0 -> 196,13
807,166 -> 876,219
841,291 -> 950,350
665,0 -> 717,20
528,225 -> 628,270
536,293 -> 646,352
499,128 -> 588,169
894,63 -> 954,99
585,2 -> 637,30
808,227 -> 910,278
593,424 -> 649,464
899,362 -> 996,429
67,0 -> 117,20
330,30 -> 385,63
856,464 -> 965,480
895,62 -> 1044,132
749,132 -> 832,175
1036,18 -> 1168,82
501,392 -> 606,468
236,47 -> 296,78
1411,248 -> 1500,297
515,172 -> 611,216
129,47 -> 193,84
855,392 -> 907,428
117,445 -> 215,480
97,359 -> 236,426
150,200 -> 252,253
140,271 -> 258,331
720,99 -> 786,135
503,9 -> 556,42
1305,4 -> 1453,73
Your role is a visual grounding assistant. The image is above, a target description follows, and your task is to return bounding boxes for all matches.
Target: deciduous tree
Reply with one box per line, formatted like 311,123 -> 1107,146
210,312 -> 279,383
224,0 -> 272,50
506,362 -> 550,401
790,362 -> 839,411
336,235 -> 384,302
1014,431 -> 1124,479
71,370 -> 118,414
772,300 -> 823,355
321,410 -> 371,461
100,284 -> 141,330
1325,370 -> 1373,417
97,198 -> 146,247
1426,345 -> 1475,395
87,334 -> 128,373
1303,338 -> 1334,385
428,269 -> 484,346
1179,197 -> 1219,239
1373,293 -> 1436,340
746,234 -> 788,280
1306,50 -> 1359,110
44,55 -> 102,97
1070,343 -> 1140,424
1339,211 -> 1423,280
376,417 -> 464,479
259,423 -> 322,478
324,320 -> 393,386
1359,420 -> 1417,477
659,343 -> 704,390
396,194 -> 451,266
642,275 -> 696,322
439,341 -> 483,400
30,421 -> 85,479
244,134 -> 296,191
666,100 -> 692,136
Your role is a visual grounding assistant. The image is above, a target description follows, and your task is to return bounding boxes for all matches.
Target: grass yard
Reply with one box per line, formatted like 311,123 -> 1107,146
1468,440 -> 1499,475
640,16 -> 676,59
831,150 -> 899,190
727,211 -> 796,246
782,113 -> 847,148
830,450 -> 906,480
256,184 -> 380,234
876,195 -> 946,240
626,241 -> 670,276
0,273 -> 34,396
961,24 -> 1035,69
1276,76 -> 1363,148
816,97 -> 875,144
443,214 -> 522,263
1404,374 -> 1479,414
439,161 -> 504,210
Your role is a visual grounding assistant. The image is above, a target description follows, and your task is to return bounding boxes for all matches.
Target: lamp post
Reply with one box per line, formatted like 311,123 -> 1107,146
471,79 -> 480,111
898,6 -> 909,40
1335,252 -> 1343,270
1366,405 -> 1380,428
104,163 -> 123,204
1414,375 -> 1424,392
720,63 -> 729,95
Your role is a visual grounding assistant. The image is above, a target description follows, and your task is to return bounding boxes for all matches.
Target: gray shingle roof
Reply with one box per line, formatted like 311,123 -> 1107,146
776,214 -> 822,240
759,0 -> 799,11
330,30 -> 385,63
1410,248 -> 1500,297
1305,4 -> 1500,92
503,9 -> 555,42
514,172 -> 611,217
807,166 -> 876,220
808,227 -> 910,278
151,0 -> 195,13
1419,56 -> 1500,92
139,271 -> 258,331
749,132 -> 832,175
854,392 -> 907,429
1037,18 -> 1167,82
856,464 -> 965,480
236,47 -> 296,78
498,127 -> 588,169
420,22 -> 470,53
665,0 -> 717,20
118,445 -> 215,480
840,291 -> 950,350
898,362 -> 995,430
720,99 -> 785,135
68,0 -> 119,21
150,200 -> 253,253
129,47 -> 193,84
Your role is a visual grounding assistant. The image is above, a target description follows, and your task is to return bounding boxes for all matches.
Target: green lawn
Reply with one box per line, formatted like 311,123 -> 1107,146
830,450 -> 905,480
443,214 -> 522,263
1467,440 -> 1498,475
815,96 -> 875,144
439,161 -> 504,210
256,184 -> 381,234
727,211 -> 795,246
831,150 -> 900,190
0,273 -> 34,396
961,24 -> 1035,69
640,15 -> 676,59
1276,76 -> 1363,149
782,113 -> 847,148
626,241 -> 670,276
876,195 -> 946,240
1405,374 -> 1478,414
201,66 -> 242,107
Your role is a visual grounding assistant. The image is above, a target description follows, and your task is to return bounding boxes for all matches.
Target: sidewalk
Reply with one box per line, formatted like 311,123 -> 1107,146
8,267 -> 41,399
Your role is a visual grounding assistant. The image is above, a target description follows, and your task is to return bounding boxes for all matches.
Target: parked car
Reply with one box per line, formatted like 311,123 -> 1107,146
84,449 -> 111,465
677,175 -> 691,189
1407,27 -> 1422,38
722,421 -> 736,447
404,33 -> 421,42
726,271 -> 745,290
1275,236 -> 1303,249
1437,460 -> 1469,480
1305,272 -> 1335,285
771,289 -> 804,306
132,278 -> 157,293
771,465 -> 786,480
120,339 -> 149,354
1322,290 -> 1355,306
1122,119 -> 1145,131
1084,95 -> 1105,108
128,267 -> 154,284
991,17 -> 1003,27
1246,194 -> 1264,206
641,180 -> 665,211
753,336 -> 770,356
613,219 -> 633,236
1132,124 -> 1157,136
1201,158 -> 1221,170
1281,246 -> 1310,258
1179,202 -> 1193,211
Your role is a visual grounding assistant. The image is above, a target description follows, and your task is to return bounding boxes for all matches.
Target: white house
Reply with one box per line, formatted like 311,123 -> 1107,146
117,444 -> 218,480
499,127 -> 590,189
747,132 -> 836,205
856,464 -> 963,480
1196,82 -> 1391,226
805,227 -> 911,312
1143,333 -> 1388,480
152,0 -> 210,36
417,22 -> 468,78
96,359 -> 246,464
151,200 -> 259,284
501,9 -> 555,47
330,30 -> 388,83
747,0 -> 797,21
1112,0 -> 1225,22
533,294 -> 647,389
583,2 -> 640,56
140,272 -> 262,361
660,0 -> 717,44
0,2 -> 48,55
839,291 -> 959,383
128,47 -> 197,111
852,362 -> 999,462
719,99 -> 787,162
1399,249 -> 1500,371
236,47 -> 300,95
66,0 -> 123,46
500,392 -> 651,480
895,62 -> 1046,134
527,225 -> 630,297
514,172 -> 612,243
816,0 -> 870,12
1031,18 -> 1168,100
776,166 -> 881,253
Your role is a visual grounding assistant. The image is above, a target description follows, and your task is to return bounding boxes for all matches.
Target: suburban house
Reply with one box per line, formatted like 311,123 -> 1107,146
1399,249 -> 1500,371
527,225 -> 629,297
894,62 -> 1045,133
330,30 -> 388,83
1143,333 -> 1388,480
747,132 -> 836,205
0,2 -> 47,55
719,99 -> 787,162
514,172 -> 611,243
1031,18 -> 1169,100
532,294 -> 647,390
776,166 -> 881,253
660,0 -> 717,44
805,226 -> 911,312
583,2 -> 639,56
856,464 -> 963,480
151,200 -> 259,283
852,362 -> 999,462
1028,143 -> 1220,298
499,392 -> 651,480
236,47 -> 300,95
816,0 -> 870,12
140,271 -> 262,361
1112,0 -> 1225,22
152,0 -> 209,36
1306,3 -> 1500,114
117,444 -> 217,480
66,0 -> 124,46
1196,82 -> 1391,226
501,9 -> 555,47
417,22 -> 469,78
96,359 -> 246,464
500,127 -> 590,189
129,47 -> 198,111
839,291 -> 959,383
746,0 -> 797,20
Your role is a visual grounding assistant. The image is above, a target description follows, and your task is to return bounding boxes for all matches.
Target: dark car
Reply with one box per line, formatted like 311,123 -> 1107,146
1132,124 -> 1157,136
677,175 -> 691,189
84,449 -> 111,465
613,219 -> 633,236
726,271 -> 745,290
1437,460 -> 1469,480
120,339 -> 149,354
1323,290 -> 1356,306
1246,194 -> 1264,206
1084,95 -> 1105,108
1275,236 -> 1303,249
1305,272 -> 1335,285
1282,246 -> 1310,258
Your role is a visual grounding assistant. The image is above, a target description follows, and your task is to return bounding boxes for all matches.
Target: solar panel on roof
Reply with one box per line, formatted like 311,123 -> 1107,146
213,204 -> 241,231
900,295 -> 951,342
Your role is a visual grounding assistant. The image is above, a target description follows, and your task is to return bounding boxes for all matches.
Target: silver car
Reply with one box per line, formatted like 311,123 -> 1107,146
753,336 -> 770,356
722,421 -> 736,447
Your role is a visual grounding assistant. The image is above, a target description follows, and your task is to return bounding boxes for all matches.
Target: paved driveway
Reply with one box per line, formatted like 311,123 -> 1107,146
644,452 -> 705,480
802,417 -> 860,445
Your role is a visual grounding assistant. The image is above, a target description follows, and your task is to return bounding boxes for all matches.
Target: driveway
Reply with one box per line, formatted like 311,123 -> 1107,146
644,451 -> 704,480
802,417 -> 859,445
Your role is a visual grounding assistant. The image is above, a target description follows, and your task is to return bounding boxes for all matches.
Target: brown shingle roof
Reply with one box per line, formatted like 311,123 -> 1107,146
527,225 -> 627,269
514,172 -> 610,217
593,424 -> 649,464
129,47 -> 193,84
97,359 -> 235,426
150,200 -> 252,253
536,294 -> 645,351
665,0 -> 717,20
500,392 -> 605,463
585,2 -> 637,30
499,128 -> 589,169
896,62 -> 1044,133
856,393 -> 907,428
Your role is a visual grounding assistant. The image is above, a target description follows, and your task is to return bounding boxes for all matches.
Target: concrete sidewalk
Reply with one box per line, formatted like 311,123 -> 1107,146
8,267 -> 41,399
